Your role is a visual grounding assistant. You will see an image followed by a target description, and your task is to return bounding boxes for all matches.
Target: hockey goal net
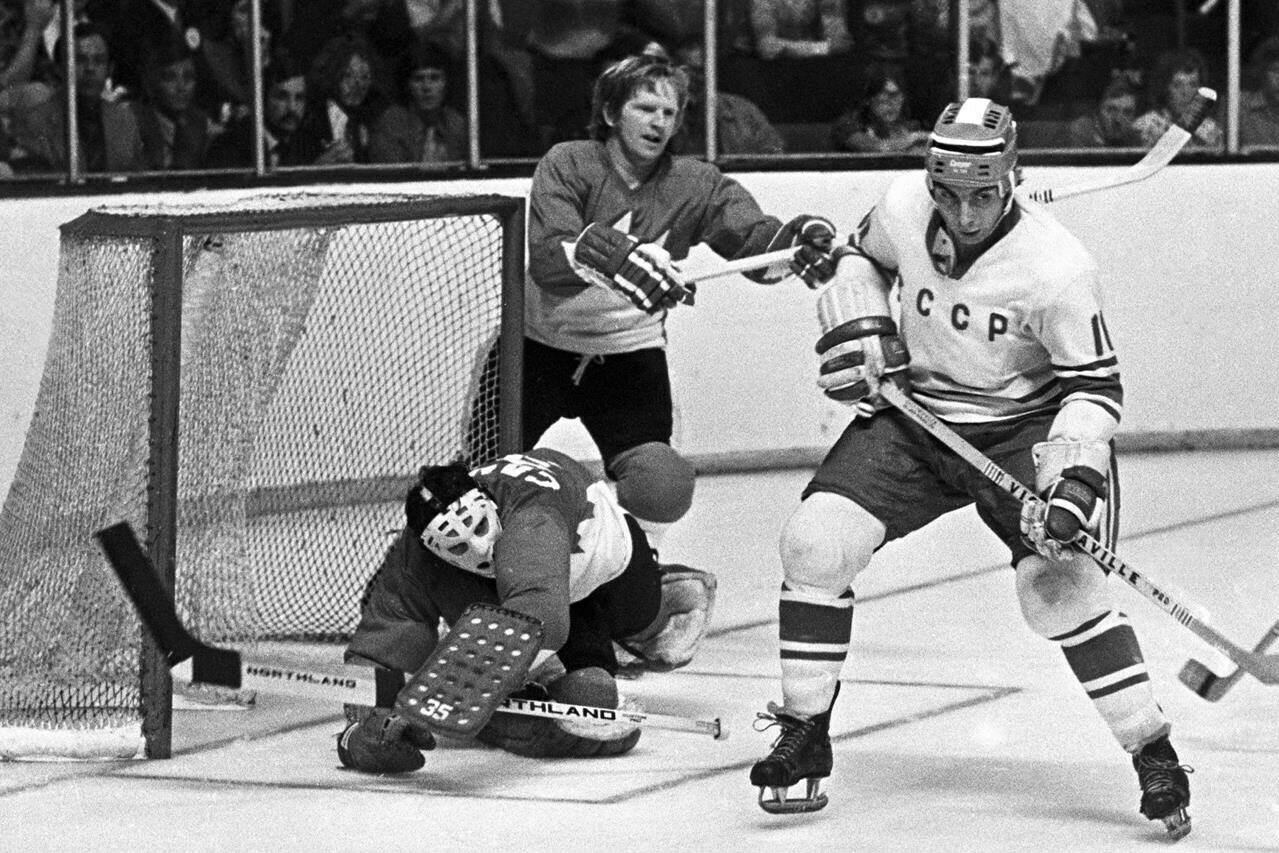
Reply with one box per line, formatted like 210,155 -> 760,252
0,192 -> 524,760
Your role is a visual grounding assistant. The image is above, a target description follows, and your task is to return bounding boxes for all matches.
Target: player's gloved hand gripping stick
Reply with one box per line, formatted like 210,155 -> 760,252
95,522 -> 728,739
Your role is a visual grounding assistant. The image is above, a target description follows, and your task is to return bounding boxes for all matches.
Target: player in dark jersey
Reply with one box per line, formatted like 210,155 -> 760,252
336,447 -> 716,771
526,53 -> 836,554
749,99 -> 1193,840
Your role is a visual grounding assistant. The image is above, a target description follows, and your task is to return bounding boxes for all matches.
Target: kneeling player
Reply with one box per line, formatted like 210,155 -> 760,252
336,447 -> 716,773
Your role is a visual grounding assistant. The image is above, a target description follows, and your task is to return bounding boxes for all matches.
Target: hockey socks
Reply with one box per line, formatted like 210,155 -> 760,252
777,585 -> 853,716
1053,609 -> 1167,751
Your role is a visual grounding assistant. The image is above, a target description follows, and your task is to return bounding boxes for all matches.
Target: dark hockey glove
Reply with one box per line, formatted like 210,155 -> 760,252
336,707 -> 432,774
816,317 -> 911,418
573,222 -> 693,314
1020,441 -> 1110,560
782,215 -> 838,287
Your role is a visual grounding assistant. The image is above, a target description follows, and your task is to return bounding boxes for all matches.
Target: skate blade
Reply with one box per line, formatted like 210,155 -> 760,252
1160,808 -> 1191,841
757,778 -> 828,814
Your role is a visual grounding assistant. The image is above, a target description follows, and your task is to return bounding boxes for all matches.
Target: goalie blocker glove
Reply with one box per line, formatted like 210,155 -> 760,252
336,707 -> 435,774
573,222 -> 694,314
1019,440 -> 1110,560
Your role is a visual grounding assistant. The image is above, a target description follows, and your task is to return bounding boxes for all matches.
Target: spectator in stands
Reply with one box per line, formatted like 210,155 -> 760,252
203,51 -> 310,168
631,0 -> 704,50
404,0 -> 465,60
667,37 -> 783,156
369,39 -> 465,164
102,0 -> 206,97
132,37 -> 211,169
830,63 -> 927,153
197,0 -> 281,128
747,0 -> 851,60
967,37 -> 1013,103
1066,76 -> 1141,148
282,0 -> 412,85
389,0 -> 540,157
8,21 -> 144,172
0,0 -> 53,93
1133,47 -> 1222,152
848,0 -> 912,74
292,34 -> 390,164
526,0 -> 626,149
1240,36 -> 1279,149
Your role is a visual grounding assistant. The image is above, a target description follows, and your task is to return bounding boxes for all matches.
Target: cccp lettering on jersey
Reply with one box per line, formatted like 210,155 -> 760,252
915,288 -> 1011,342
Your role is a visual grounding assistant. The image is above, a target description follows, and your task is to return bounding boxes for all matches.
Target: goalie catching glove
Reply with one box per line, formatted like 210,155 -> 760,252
571,222 -> 694,314
616,564 -> 717,672
814,249 -> 910,418
1019,440 -> 1110,561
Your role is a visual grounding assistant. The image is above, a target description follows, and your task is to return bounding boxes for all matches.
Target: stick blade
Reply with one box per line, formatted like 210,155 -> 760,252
1177,658 -> 1229,702
94,523 -> 209,666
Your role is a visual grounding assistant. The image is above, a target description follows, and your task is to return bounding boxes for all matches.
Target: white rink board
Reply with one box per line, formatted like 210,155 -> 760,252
4,163 -> 1279,497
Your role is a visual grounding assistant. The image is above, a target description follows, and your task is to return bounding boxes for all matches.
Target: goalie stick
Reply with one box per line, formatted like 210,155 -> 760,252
876,383 -> 1279,686
94,522 -> 727,740
1022,87 -> 1217,204
1178,618 -> 1279,702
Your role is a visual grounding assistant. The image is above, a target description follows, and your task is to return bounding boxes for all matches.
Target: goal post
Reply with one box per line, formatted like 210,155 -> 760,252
0,192 -> 525,760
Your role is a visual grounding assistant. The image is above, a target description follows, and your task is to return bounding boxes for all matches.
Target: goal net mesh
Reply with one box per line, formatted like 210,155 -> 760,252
0,193 -> 520,759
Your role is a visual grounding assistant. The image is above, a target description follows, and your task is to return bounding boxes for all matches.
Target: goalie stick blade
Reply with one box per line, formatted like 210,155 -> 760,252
95,522 -> 231,676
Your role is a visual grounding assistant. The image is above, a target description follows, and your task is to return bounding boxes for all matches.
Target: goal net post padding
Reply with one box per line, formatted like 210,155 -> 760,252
0,192 -> 525,760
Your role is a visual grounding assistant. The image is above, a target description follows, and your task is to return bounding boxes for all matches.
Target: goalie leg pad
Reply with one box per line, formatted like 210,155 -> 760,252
395,603 -> 544,738
617,565 -> 717,671
476,671 -> 642,758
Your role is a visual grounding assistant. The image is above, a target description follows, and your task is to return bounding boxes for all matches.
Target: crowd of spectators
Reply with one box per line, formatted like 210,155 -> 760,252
1,0 -> 1279,178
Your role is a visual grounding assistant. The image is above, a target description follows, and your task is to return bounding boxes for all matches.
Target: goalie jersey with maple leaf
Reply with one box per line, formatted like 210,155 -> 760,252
348,447 -> 714,681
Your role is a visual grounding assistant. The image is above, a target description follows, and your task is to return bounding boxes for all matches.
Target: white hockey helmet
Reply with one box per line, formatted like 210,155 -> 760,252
925,98 -> 1018,191
406,466 -> 502,576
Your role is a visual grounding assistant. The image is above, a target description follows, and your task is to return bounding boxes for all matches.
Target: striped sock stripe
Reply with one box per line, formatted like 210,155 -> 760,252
1084,669 -> 1150,700
778,585 -> 854,661
1051,609 -> 1123,647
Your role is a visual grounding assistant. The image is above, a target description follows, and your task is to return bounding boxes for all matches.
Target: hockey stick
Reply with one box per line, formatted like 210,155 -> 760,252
877,383 -> 1279,685
682,247 -> 798,284
1022,87 -> 1217,204
94,522 -> 727,739
1178,618 -> 1279,701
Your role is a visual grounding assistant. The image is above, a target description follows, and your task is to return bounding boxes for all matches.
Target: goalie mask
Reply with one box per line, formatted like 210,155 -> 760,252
925,98 -> 1018,197
405,465 -> 502,575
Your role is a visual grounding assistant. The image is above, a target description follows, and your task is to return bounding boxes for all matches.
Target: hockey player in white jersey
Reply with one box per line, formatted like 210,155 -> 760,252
749,98 -> 1193,839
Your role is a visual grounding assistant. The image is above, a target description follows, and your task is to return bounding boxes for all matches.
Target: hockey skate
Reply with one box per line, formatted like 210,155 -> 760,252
750,684 -> 838,814
1133,735 -> 1193,840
